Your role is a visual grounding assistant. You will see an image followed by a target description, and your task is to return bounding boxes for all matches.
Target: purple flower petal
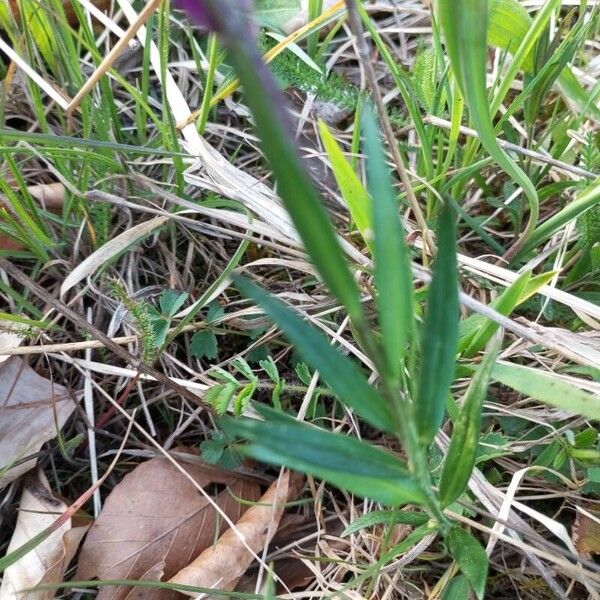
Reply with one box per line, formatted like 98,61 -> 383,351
174,0 -> 215,29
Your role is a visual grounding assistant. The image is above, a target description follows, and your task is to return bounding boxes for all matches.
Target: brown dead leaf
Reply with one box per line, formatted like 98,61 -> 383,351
0,357 -> 75,489
0,470 -> 89,600
573,504 -> 600,555
76,455 -> 262,600
169,471 -> 303,595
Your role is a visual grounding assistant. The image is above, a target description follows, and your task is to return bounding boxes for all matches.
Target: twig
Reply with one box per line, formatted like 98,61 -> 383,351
66,0 -> 162,115
424,115 -> 597,180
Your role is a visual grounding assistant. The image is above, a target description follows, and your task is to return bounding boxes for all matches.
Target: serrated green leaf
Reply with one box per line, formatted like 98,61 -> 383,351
439,338 -> 500,507
205,382 -> 237,415
234,382 -> 256,416
219,405 -> 426,506
159,290 -> 188,317
447,527 -> 488,600
417,203 -> 459,444
318,120 -> 372,250
190,330 -> 219,360
235,276 -> 395,432
363,105 -> 414,382
232,357 -> 256,381
259,356 -> 280,383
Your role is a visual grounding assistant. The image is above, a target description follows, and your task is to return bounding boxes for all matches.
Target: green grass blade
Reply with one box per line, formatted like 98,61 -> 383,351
234,276 -> 395,431
492,362 -> 600,422
438,0 -> 539,255
342,509 -> 428,536
458,270 -> 532,358
219,405 -> 426,506
318,119 -> 372,249
362,105 -> 414,382
416,202 -> 459,444
519,178 -> 600,257
439,338 -> 500,507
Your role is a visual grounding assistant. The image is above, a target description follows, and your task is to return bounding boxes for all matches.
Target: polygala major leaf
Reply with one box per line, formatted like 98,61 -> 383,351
416,203 -> 459,444
220,405 -> 427,506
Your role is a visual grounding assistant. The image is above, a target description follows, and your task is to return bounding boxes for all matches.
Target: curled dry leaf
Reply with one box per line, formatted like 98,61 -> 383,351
0,470 -> 89,600
0,357 -> 75,489
169,471 -> 303,595
0,331 -> 24,366
60,216 -> 169,297
76,454 -> 262,600
573,504 -> 600,555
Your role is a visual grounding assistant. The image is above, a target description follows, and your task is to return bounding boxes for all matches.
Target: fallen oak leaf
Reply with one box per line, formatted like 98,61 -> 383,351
0,357 -> 75,489
76,453 -> 262,600
169,471 -> 303,595
0,470 -> 89,600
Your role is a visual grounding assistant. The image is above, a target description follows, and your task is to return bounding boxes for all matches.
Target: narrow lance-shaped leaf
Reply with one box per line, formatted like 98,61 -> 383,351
459,271 -> 531,358
187,0 -> 367,329
234,276 -> 395,432
318,119 -> 372,250
447,526 -> 489,600
438,0 -> 539,253
439,337 -> 500,508
219,405 -> 427,506
362,104 -> 414,383
417,202 -> 459,444
491,362 -> 600,422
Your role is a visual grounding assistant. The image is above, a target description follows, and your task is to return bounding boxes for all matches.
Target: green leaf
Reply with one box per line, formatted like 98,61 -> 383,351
520,178 -> 600,256
151,318 -> 170,348
159,290 -> 188,317
220,405 -> 427,506
200,434 -> 226,464
318,120 -> 372,250
439,338 -> 500,507
216,15 -> 367,329
459,270 -> 531,357
488,0 -> 533,70
234,382 -> 256,416
342,509 -> 428,537
492,362 -> 600,422
417,203 -> 459,444
205,382 -> 237,415
235,276 -> 395,431
259,356 -> 280,383
447,527 -> 488,600
438,0 -> 539,252
442,575 -> 471,600
190,330 -> 219,360
363,105 -> 414,382
255,0 -> 300,29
